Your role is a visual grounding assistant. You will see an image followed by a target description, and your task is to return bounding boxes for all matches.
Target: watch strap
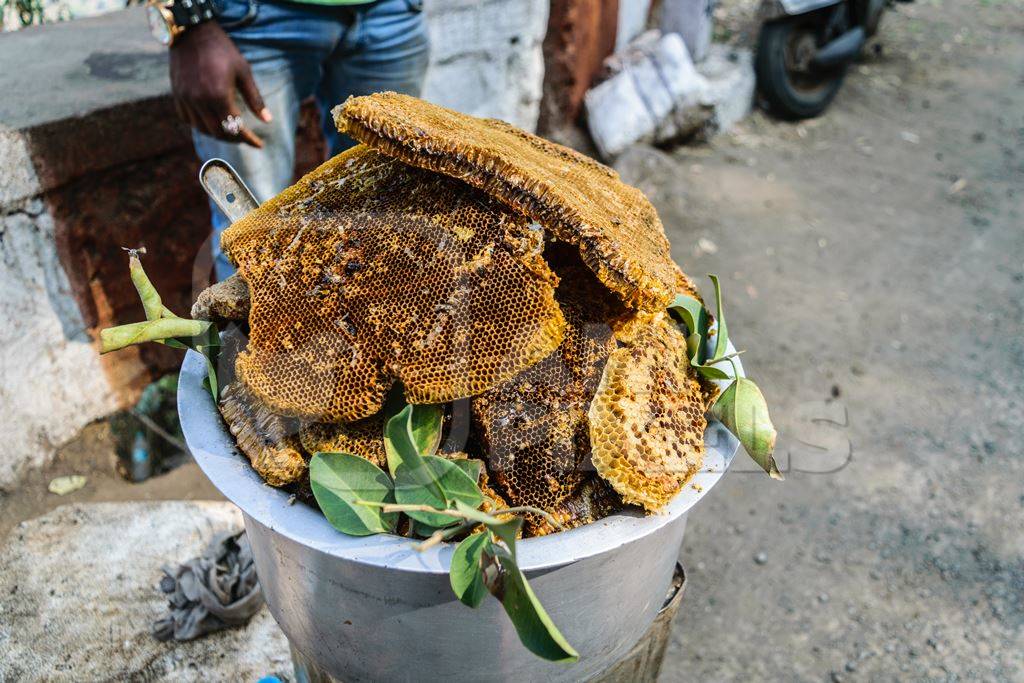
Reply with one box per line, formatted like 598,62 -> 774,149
169,0 -> 215,29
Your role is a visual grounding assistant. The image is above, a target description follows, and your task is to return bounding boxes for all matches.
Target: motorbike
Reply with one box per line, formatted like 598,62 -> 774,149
755,0 -> 910,119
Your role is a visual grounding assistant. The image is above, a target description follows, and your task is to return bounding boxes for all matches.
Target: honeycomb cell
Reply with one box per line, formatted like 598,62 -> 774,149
334,92 -> 679,312
222,145 -> 566,422
525,476 -> 623,537
588,316 -> 709,511
299,414 -> 387,469
472,245 -> 620,513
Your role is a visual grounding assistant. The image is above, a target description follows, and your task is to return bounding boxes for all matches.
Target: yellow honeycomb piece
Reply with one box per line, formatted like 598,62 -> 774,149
472,245 -> 621,513
334,92 -> 679,312
219,381 -> 307,487
299,414 -> 387,469
588,315 -> 708,511
526,477 -> 623,537
221,145 -> 566,421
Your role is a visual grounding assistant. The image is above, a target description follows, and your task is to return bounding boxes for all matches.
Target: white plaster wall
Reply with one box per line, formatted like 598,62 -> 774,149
422,0 -> 549,132
617,0 -> 654,51
0,201 -> 118,489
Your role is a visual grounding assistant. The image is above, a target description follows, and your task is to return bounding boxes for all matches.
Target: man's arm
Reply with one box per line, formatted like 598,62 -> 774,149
170,22 -> 272,148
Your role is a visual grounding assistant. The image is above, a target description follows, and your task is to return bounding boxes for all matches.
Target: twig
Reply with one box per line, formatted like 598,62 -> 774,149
130,409 -> 187,451
360,501 -> 566,533
415,521 -> 475,551
499,506 -> 565,532
706,350 -> 745,365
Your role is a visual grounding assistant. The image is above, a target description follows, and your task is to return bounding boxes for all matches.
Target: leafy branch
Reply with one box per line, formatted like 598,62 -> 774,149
308,393 -> 578,663
668,275 -> 782,480
98,249 -> 221,401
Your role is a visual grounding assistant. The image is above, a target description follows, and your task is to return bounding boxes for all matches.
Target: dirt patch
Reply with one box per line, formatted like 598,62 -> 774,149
654,1 -> 1024,680
0,420 -> 222,538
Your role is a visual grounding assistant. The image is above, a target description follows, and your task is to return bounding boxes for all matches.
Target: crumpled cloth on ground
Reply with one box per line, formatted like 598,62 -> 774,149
152,529 -> 264,641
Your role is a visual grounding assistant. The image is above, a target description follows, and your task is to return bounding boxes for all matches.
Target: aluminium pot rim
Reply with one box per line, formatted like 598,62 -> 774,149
177,344 -> 742,574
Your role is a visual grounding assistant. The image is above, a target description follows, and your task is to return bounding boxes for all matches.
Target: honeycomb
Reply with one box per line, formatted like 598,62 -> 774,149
219,381 -> 307,486
210,93 -> 713,526
588,315 -> 708,511
471,245 -> 620,513
299,414 -> 387,469
526,476 -> 623,537
221,145 -> 566,421
334,92 -> 679,312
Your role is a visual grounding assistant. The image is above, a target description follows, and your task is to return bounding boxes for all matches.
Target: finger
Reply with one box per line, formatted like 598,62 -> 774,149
238,126 -> 265,149
222,99 -> 264,148
237,66 -> 272,123
182,100 -> 205,135
198,100 -> 231,142
173,97 -> 188,125
206,99 -> 264,148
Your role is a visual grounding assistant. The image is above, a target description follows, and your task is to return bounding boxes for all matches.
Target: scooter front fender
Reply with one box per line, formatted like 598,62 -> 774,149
759,0 -> 841,21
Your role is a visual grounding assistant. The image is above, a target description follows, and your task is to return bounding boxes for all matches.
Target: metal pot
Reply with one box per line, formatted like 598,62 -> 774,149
178,349 -> 740,682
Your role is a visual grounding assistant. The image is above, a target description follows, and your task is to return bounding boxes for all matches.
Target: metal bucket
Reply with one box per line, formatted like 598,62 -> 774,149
178,350 -> 740,682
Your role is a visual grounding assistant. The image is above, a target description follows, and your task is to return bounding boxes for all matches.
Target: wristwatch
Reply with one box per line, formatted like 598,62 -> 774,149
146,0 -> 216,46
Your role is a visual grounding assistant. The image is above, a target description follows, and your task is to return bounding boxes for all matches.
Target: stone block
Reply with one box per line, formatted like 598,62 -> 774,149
585,32 -> 711,159
616,0 -> 652,51
697,43 -> 755,134
660,0 -> 716,63
0,205 -> 118,488
423,0 -> 549,130
0,502 -> 291,681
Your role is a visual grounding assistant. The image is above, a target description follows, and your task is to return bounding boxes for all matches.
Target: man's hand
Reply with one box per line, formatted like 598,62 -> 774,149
170,22 -> 272,148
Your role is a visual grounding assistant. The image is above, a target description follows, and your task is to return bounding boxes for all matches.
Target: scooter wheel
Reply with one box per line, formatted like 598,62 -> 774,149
755,18 -> 846,120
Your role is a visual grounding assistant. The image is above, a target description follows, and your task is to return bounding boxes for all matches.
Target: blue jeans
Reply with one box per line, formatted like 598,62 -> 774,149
192,0 -> 429,280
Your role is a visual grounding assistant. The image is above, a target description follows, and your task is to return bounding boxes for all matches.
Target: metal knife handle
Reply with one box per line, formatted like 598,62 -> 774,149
199,158 -> 259,223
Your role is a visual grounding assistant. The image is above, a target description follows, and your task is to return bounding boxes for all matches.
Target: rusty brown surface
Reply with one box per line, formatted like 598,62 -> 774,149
46,145 -> 211,402
538,0 -> 620,133
294,99 -> 330,181
34,95 -> 328,404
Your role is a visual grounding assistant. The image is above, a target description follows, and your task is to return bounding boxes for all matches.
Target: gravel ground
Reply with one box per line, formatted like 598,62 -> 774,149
645,1 -> 1024,680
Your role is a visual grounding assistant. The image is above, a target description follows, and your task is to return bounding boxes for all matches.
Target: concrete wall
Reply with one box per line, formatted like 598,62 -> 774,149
0,0 -> 548,490
424,0 -> 549,130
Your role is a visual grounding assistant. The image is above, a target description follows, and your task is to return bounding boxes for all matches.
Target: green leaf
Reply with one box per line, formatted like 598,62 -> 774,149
309,452 -> 398,535
394,455 -> 483,527
164,326 -> 221,401
668,278 -> 735,381
384,404 -> 444,494
486,546 -> 579,663
708,274 -> 729,361
99,318 -> 211,354
668,293 -> 708,364
384,402 -> 444,475
450,458 -> 483,485
382,391 -> 443,466
696,363 -> 732,380
450,533 -> 490,608
710,378 -> 782,480
199,325 -> 222,401
412,520 -> 453,537
410,404 -> 443,457
453,500 -> 522,561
